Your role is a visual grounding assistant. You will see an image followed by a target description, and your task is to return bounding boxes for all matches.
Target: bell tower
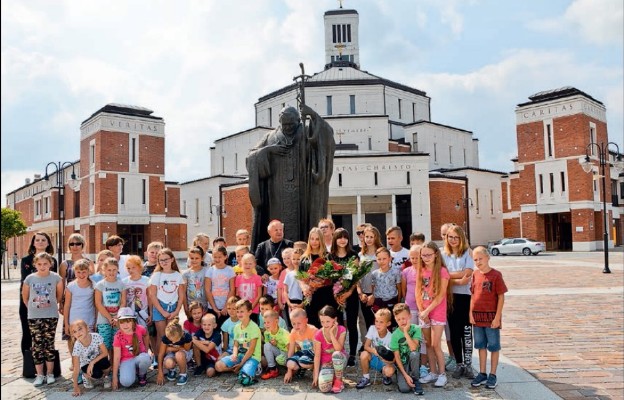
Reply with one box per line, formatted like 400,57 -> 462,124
324,5 -> 360,68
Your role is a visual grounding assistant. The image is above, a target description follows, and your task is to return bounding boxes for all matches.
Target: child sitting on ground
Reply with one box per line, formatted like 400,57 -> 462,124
283,308 -> 318,383
215,299 -> 262,386
260,310 -> 290,380
70,319 -> 111,395
313,305 -> 348,394
356,308 -> 396,389
192,313 -> 222,377
391,303 -> 424,395
156,317 -> 193,386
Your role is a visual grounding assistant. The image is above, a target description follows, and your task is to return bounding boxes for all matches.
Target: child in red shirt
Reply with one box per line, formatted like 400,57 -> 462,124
469,246 -> 508,390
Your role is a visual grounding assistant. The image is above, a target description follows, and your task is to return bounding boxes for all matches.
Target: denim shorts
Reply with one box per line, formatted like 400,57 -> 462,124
220,353 -> 259,377
152,300 -> 177,322
370,354 -> 389,372
473,326 -> 501,352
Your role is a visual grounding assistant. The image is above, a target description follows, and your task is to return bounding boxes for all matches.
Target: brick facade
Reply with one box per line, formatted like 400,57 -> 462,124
221,185 -> 253,245
429,179 -> 466,240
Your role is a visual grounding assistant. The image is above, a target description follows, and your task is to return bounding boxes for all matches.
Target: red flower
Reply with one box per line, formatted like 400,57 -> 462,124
332,261 -> 342,271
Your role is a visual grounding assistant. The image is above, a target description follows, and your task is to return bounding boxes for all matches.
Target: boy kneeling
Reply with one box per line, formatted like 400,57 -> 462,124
356,308 -> 396,388
390,303 -> 424,395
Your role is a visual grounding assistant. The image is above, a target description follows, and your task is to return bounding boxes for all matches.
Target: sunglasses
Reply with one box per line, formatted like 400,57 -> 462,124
356,231 -> 364,235
68,242 -> 83,247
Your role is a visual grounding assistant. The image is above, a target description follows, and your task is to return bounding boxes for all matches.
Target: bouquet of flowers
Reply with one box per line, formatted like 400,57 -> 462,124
296,258 -> 344,305
333,256 -> 373,307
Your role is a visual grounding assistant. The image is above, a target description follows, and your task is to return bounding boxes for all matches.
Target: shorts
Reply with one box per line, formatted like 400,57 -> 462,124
97,323 -> 119,349
287,350 -> 315,368
473,326 -> 501,352
419,318 -> 446,329
164,349 -> 193,365
220,353 -> 260,378
369,354 -> 391,372
152,300 -> 177,322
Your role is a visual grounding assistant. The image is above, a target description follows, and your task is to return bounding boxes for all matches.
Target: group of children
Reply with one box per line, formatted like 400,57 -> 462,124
21,225 -> 508,395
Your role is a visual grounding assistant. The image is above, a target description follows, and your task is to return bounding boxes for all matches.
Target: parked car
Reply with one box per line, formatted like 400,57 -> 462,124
489,238 -> 545,256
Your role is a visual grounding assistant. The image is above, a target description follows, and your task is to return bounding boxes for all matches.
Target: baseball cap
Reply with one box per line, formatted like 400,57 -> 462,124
117,307 -> 136,320
267,258 -> 281,266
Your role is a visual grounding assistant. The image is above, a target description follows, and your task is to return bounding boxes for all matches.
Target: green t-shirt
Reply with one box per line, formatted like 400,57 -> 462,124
233,320 -> 262,361
389,324 -> 423,366
263,327 -> 290,352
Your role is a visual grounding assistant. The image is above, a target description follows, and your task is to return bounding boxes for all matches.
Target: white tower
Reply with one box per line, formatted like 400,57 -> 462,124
324,7 -> 360,68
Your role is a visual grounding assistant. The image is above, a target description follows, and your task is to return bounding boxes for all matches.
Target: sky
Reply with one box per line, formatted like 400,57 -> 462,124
2,0 -> 623,205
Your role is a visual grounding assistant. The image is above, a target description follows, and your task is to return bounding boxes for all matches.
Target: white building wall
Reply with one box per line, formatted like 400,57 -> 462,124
443,169 -> 505,246
210,127 -> 272,176
180,176 -> 245,246
329,154 -> 432,239
407,123 -> 478,169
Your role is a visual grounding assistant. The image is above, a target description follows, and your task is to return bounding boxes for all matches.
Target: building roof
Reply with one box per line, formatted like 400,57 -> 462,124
517,86 -> 604,107
324,9 -> 358,16
257,65 -> 428,103
405,119 -> 473,134
180,174 -> 248,186
82,103 -> 163,125
213,126 -> 272,143
431,166 -> 507,176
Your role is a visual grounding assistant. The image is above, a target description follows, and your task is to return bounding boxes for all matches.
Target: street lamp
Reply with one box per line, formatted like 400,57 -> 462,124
210,205 -> 227,236
581,142 -> 624,274
44,162 -> 76,266
455,197 -> 474,242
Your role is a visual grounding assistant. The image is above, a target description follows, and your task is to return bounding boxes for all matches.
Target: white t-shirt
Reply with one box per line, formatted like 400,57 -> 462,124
149,271 -> 184,304
365,325 -> 392,348
72,332 -> 105,367
283,270 -> 303,300
390,247 -> 410,272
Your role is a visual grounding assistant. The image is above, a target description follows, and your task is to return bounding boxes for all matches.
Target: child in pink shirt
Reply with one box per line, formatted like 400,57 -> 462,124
313,306 -> 347,394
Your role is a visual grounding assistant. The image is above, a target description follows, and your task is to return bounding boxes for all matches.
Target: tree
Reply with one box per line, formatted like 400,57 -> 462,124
1,208 -> 28,264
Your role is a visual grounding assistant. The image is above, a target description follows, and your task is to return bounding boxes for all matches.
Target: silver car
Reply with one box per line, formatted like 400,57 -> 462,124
490,238 -> 545,256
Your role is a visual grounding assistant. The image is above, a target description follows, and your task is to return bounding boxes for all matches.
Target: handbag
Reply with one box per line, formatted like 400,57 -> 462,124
22,349 -> 61,378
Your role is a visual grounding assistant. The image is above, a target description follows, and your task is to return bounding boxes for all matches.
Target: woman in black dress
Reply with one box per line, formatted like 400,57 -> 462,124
329,228 -> 359,366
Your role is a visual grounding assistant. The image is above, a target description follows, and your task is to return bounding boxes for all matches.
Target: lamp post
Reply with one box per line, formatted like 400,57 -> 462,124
44,162 -> 76,266
581,142 -> 624,274
455,197 -> 474,242
210,205 -> 227,237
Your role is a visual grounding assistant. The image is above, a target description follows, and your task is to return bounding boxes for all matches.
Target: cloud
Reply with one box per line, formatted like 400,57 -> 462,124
528,0 -> 623,45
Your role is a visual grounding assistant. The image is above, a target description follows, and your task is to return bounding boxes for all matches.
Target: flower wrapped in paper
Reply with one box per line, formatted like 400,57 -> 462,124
333,256 -> 373,308
296,258 -> 344,305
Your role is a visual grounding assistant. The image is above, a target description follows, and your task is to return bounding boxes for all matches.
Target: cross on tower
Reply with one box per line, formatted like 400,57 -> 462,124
338,0 -> 344,9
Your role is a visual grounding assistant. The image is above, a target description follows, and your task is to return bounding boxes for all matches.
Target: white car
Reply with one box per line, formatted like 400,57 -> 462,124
489,238 -> 545,256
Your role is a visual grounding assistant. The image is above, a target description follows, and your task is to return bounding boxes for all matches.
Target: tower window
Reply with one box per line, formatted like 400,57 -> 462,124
326,96 -> 333,115
350,95 -> 355,114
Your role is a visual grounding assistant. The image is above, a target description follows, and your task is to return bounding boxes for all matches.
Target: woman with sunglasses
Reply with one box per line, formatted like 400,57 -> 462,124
441,225 -> 475,381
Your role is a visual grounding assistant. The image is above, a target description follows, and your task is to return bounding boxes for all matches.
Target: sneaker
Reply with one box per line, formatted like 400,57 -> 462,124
355,376 -> 371,389
176,374 -> 188,386
33,375 -> 45,387
413,380 -> 424,395
83,376 -> 94,389
138,374 -> 148,387
445,355 -> 457,371
151,357 -> 159,369
193,365 -> 207,376
463,366 -> 475,379
103,375 -> 112,389
331,377 -> 344,394
347,355 -> 356,367
419,365 -> 429,378
77,371 -> 83,385
471,372 -> 488,387
166,369 -> 177,381
382,375 -> 393,386
452,364 -> 465,379
46,374 -> 56,385
261,368 -> 279,380
434,373 -> 448,387
295,368 -> 306,378
419,372 -> 438,384
485,374 -> 497,389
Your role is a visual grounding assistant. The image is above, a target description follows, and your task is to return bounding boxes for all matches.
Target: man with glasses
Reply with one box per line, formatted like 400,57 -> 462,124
353,223 -> 370,254
255,220 -> 293,278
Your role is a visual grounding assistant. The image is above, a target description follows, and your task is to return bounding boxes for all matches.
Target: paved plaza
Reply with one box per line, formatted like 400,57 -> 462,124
1,250 -> 622,399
